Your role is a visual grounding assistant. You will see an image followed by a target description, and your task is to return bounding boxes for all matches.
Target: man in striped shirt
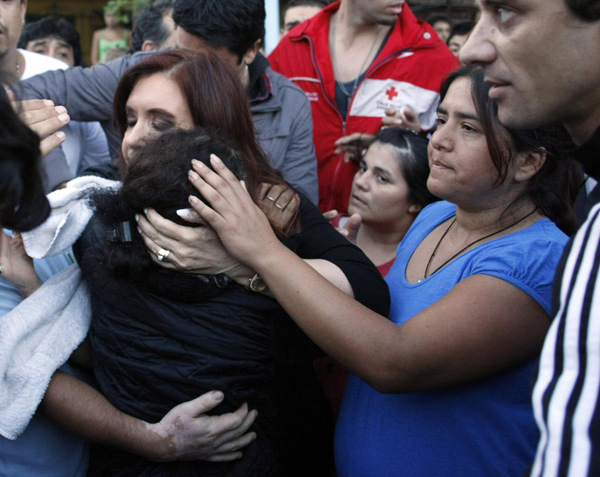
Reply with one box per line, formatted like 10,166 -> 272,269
460,1 -> 600,476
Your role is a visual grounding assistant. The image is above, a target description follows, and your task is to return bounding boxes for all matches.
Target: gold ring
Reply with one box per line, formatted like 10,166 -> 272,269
157,248 -> 171,262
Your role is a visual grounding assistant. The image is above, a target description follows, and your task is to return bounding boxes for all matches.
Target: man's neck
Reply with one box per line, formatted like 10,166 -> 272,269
565,105 -> 600,145
329,7 -> 392,82
0,48 -> 22,81
333,3 -> 386,41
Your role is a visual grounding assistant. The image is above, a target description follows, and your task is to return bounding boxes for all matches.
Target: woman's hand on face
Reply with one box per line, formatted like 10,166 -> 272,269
147,390 -> 258,462
0,231 -> 42,298
8,93 -> 70,157
186,155 -> 281,267
257,183 -> 300,232
135,209 -> 254,281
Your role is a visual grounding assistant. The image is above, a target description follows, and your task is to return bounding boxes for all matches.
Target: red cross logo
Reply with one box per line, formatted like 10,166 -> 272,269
385,86 -> 399,101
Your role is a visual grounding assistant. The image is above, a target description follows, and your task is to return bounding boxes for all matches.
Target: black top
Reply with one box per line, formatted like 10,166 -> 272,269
75,194 -> 390,476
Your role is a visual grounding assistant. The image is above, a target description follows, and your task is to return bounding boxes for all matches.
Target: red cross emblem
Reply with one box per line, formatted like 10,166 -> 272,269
385,86 -> 399,101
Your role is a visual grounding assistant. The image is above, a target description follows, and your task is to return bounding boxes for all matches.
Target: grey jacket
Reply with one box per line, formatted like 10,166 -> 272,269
22,50 -> 318,204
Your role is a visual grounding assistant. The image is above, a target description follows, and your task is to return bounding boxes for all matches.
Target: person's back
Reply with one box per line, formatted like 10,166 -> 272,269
269,0 -> 459,213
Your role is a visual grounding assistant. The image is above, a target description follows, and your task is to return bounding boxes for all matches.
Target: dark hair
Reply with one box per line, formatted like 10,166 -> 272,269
130,4 -> 173,53
284,0 -> 329,14
0,83 -> 50,231
565,0 -> 600,20
113,49 -> 296,233
91,128 -> 245,281
368,128 -> 438,209
447,21 -> 473,44
427,15 -> 452,26
17,16 -> 87,67
439,65 -> 581,235
172,0 -> 264,62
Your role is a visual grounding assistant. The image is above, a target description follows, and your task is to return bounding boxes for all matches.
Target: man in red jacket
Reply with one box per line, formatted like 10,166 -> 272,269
269,0 -> 459,213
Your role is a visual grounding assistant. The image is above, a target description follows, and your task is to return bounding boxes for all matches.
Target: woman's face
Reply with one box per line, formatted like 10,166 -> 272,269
427,77 -> 508,208
122,73 -> 194,165
348,141 -> 416,228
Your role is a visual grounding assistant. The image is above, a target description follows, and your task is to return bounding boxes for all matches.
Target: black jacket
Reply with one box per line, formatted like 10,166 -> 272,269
75,196 -> 390,476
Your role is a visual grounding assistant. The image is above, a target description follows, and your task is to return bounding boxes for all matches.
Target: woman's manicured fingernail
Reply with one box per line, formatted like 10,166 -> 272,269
188,195 -> 199,205
210,154 -> 221,164
188,170 -> 199,181
134,214 -> 140,222
176,208 -> 192,219
143,208 -> 148,215
137,226 -> 142,235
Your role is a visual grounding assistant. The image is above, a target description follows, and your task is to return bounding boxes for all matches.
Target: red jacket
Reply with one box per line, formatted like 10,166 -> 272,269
269,2 -> 459,213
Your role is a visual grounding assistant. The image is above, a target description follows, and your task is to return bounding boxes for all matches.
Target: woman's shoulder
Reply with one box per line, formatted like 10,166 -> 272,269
467,218 -> 568,315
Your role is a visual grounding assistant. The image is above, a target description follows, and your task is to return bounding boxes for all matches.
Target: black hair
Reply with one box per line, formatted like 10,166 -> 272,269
439,65 -> 581,235
427,15 -> 452,26
17,16 -> 87,67
0,82 -> 50,231
565,0 -> 600,20
130,4 -> 173,53
172,0 -> 264,62
447,21 -> 473,44
370,128 -> 438,209
91,127 -> 246,282
284,0 -> 329,13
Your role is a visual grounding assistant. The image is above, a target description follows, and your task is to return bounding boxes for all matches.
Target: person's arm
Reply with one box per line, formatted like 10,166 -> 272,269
42,371 -> 257,462
184,156 -> 552,394
91,30 -> 100,66
271,80 -> 319,205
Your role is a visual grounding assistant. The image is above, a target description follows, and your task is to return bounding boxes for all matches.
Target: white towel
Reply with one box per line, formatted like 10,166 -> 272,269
0,264 -> 91,439
23,175 -> 120,259
0,175 -> 119,439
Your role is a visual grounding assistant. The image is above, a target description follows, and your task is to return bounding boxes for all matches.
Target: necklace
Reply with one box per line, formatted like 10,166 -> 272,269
330,21 -> 382,98
420,208 -> 537,281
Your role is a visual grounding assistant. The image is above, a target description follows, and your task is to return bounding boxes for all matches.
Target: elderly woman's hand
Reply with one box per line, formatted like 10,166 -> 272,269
8,94 -> 70,157
147,391 -> 258,462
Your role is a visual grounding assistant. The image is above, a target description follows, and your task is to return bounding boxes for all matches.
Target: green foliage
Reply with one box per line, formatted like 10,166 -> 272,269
104,0 -> 153,24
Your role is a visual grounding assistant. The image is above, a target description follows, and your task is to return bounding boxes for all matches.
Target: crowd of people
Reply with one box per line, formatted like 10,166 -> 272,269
0,0 -> 599,476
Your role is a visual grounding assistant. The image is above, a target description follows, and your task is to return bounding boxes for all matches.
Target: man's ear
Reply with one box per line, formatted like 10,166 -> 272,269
141,40 -> 157,52
241,39 -> 262,66
514,150 -> 546,183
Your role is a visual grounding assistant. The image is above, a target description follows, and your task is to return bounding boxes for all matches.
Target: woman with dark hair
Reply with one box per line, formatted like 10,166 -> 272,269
336,128 -> 438,276
175,65 -> 582,476
12,49 -> 386,476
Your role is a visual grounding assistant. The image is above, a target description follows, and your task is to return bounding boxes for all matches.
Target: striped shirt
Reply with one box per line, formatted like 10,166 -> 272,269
531,128 -> 600,476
